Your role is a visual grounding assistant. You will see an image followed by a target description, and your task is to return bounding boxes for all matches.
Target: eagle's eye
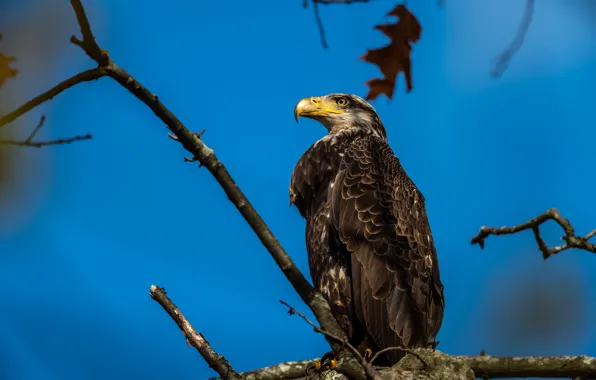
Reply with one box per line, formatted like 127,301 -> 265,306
336,97 -> 349,107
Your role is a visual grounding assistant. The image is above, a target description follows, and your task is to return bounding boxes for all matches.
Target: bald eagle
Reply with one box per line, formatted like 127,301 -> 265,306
289,93 -> 444,367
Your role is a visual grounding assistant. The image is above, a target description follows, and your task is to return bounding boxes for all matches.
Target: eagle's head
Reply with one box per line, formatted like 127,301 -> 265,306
294,93 -> 387,139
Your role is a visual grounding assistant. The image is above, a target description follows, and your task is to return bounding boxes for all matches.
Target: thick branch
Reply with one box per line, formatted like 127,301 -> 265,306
65,0 -> 361,377
149,285 -> 243,380
471,208 -> 596,259
464,354 -> 596,379
226,351 -> 596,380
224,359 -> 321,380
69,0 -> 109,65
0,68 -> 106,129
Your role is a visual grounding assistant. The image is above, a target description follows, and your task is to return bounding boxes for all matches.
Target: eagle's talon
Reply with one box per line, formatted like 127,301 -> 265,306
363,348 -> 373,361
310,352 -> 338,372
326,359 -> 338,370
306,361 -> 320,374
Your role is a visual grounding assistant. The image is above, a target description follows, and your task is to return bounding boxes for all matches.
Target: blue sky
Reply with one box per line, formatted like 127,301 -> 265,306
1,0 -> 596,379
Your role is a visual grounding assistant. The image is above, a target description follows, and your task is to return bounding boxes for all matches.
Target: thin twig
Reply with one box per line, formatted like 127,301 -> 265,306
471,208 -> 596,259
0,68 -> 106,129
0,134 -> 92,148
149,285 -> 243,380
25,115 -> 46,143
312,1 -> 328,49
0,115 -> 92,148
280,300 -> 380,380
370,347 -> 427,368
308,0 -> 374,49
491,0 -> 535,77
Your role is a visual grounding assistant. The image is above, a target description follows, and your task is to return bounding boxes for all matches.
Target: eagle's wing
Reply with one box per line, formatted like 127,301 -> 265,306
328,135 -> 444,360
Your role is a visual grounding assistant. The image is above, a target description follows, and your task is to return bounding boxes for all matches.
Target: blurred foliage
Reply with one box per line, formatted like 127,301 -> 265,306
0,33 -> 18,88
0,31 -> 17,188
479,257 -> 588,355
0,1 -> 71,237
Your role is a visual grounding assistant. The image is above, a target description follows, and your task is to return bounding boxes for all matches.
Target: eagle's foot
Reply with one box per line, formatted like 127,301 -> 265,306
167,129 -> 207,164
310,351 -> 338,372
363,348 -> 373,361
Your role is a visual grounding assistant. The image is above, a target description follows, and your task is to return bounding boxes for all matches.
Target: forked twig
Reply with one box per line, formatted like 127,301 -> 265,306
471,208 -> 596,259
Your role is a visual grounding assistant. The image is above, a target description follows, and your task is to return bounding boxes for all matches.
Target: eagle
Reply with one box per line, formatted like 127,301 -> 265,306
289,93 -> 444,367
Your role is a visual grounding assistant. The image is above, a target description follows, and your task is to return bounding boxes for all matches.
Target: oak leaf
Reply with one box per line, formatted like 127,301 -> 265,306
361,5 -> 422,101
0,33 -> 18,88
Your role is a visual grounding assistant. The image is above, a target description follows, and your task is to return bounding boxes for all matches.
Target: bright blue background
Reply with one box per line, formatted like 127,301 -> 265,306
1,0 -> 595,379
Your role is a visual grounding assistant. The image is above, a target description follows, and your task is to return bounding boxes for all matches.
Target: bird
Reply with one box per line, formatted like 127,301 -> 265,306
289,93 -> 444,368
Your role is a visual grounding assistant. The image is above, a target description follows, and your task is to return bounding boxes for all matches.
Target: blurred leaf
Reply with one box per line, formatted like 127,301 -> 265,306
361,4 -> 421,101
478,258 -> 588,355
0,33 -> 18,88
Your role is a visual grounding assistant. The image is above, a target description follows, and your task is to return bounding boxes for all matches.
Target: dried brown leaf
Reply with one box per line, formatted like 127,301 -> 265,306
361,5 -> 421,101
0,33 -> 18,88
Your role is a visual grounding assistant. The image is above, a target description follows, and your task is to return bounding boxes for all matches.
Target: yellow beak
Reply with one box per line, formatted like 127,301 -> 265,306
294,97 -> 343,122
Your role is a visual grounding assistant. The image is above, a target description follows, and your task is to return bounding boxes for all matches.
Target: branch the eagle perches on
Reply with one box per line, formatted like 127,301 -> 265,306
0,1 -> 595,380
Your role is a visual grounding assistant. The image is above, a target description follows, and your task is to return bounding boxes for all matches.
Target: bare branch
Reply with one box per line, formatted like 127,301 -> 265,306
471,208 -> 596,259
0,68 -> 106,129
64,0 -> 362,377
69,0 -> 109,65
215,359 -> 321,380
463,353 -> 596,379
305,0 -> 374,49
312,0 -> 328,49
149,285 -> 243,380
25,115 -> 46,142
491,0 -> 535,77
221,351 -> 596,380
280,300 -> 380,380
0,115 -> 92,148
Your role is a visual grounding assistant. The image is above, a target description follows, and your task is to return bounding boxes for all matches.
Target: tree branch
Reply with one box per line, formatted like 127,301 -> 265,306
64,1 -> 361,378
0,115 -> 92,147
305,0 -> 374,49
464,353 -> 596,379
471,208 -> 596,259
220,352 -> 596,380
214,359 -> 321,380
0,68 -> 106,129
312,0 -> 328,49
149,285 -> 243,380
491,0 -> 535,77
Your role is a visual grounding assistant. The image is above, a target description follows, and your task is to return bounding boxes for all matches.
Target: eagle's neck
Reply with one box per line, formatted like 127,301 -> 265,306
324,112 -> 387,141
